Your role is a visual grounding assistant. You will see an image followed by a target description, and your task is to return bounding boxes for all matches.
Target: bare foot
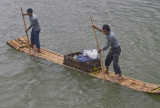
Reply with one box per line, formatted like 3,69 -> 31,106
105,66 -> 109,74
30,44 -> 34,48
32,48 -> 37,52
117,76 -> 124,80
105,71 -> 109,74
37,48 -> 41,53
116,73 -> 124,80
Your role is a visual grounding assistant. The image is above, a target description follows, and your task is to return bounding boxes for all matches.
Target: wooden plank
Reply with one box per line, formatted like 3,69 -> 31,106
19,36 -> 28,43
22,36 -> 63,57
40,49 -> 64,60
20,36 -> 63,58
41,47 -> 64,57
7,40 -> 18,50
18,36 -> 63,60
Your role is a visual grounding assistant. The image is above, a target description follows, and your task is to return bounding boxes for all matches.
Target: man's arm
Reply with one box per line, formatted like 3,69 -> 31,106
102,40 -> 112,51
92,24 -> 104,53
92,24 -> 103,32
98,38 -> 113,53
22,13 -> 29,16
26,25 -> 32,33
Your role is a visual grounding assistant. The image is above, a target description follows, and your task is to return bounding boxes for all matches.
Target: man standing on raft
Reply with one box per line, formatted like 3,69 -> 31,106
92,24 -> 123,80
22,8 -> 41,53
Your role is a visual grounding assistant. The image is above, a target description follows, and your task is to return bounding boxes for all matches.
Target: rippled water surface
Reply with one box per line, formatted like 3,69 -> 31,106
0,0 -> 160,107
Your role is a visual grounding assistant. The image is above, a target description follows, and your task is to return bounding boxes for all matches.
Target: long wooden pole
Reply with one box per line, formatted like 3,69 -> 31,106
90,15 -> 105,81
20,7 -> 32,57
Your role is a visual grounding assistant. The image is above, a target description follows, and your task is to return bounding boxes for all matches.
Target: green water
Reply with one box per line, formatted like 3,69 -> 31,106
0,0 -> 160,107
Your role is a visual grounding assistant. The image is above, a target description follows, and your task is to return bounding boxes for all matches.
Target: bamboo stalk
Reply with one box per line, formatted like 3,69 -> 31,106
20,7 -> 32,57
90,15 -> 105,81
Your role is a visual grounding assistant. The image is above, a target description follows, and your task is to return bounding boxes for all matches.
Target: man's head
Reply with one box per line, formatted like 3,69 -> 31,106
27,8 -> 33,16
102,24 -> 110,35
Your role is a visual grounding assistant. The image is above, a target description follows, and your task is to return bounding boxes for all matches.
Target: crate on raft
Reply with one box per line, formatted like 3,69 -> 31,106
63,51 -> 102,72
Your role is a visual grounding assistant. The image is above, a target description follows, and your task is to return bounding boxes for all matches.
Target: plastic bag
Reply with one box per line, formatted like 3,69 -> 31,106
77,55 -> 93,62
82,49 -> 98,59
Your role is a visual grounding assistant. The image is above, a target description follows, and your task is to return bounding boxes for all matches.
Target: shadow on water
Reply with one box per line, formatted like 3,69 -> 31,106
146,93 -> 160,102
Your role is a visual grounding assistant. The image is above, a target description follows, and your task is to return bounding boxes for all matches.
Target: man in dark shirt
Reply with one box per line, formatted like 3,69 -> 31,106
92,24 -> 123,80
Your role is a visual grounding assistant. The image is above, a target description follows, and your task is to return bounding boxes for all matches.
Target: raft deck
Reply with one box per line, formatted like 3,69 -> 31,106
6,36 -> 160,95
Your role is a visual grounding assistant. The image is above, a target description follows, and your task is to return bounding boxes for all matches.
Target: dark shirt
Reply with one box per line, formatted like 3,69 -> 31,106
102,31 -> 120,51
29,13 -> 41,31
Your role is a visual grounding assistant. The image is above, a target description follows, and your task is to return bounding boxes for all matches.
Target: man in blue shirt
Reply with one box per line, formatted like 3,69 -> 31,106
22,8 -> 41,53
92,24 -> 123,80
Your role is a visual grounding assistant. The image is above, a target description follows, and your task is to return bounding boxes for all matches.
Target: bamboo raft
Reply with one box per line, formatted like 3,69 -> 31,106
6,36 -> 160,95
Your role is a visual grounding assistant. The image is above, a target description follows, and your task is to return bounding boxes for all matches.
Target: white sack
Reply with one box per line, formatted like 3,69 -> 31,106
82,49 -> 98,59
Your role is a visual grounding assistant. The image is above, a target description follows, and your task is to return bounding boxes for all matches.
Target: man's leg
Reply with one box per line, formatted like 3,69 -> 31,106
34,30 -> 40,52
105,50 -> 113,74
105,66 -> 109,74
113,48 -> 122,79
31,29 -> 34,48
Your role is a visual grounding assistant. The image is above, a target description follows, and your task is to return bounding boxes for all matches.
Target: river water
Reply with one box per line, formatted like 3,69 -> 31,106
0,0 -> 160,107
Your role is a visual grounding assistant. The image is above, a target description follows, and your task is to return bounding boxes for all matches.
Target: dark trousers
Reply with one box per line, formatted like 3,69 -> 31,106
31,29 -> 40,48
105,46 -> 121,74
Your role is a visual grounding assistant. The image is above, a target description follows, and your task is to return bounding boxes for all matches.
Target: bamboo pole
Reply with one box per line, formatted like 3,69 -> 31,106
20,7 -> 32,57
90,15 -> 105,81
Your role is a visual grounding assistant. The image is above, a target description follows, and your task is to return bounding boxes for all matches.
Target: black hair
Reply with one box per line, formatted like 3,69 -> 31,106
102,24 -> 110,32
27,8 -> 33,13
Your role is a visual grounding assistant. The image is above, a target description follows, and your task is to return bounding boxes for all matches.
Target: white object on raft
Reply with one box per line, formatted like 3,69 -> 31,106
82,49 -> 98,59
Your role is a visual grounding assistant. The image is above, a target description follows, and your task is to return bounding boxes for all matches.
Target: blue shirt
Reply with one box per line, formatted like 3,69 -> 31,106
102,31 -> 120,51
